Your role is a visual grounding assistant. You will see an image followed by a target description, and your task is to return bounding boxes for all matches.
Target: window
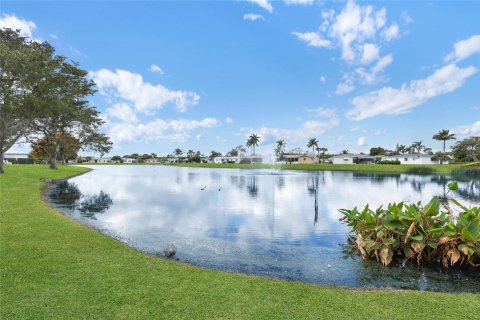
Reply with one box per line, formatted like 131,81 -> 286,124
404,158 -> 408,161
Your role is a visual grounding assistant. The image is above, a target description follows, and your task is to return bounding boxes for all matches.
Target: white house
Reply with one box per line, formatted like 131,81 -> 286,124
332,153 -> 376,164
3,152 -> 30,164
381,154 -> 447,165
95,157 -> 112,163
213,156 -> 242,164
122,157 -> 138,163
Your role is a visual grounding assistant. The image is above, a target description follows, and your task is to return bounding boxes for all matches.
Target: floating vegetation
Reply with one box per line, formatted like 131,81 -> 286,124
339,182 -> 480,267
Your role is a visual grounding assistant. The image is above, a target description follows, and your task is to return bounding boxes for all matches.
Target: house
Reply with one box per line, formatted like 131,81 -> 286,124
298,155 -> 319,164
332,153 -> 376,164
145,158 -> 159,163
3,152 -> 31,164
122,157 -> 138,163
282,154 -> 302,164
381,154 -> 447,165
244,155 -> 263,164
95,157 -> 112,163
213,156 -> 242,164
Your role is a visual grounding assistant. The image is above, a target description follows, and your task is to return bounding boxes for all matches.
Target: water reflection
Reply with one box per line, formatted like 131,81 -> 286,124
47,166 -> 480,293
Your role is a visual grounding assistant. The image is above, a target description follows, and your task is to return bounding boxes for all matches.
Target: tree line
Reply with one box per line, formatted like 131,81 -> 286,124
0,29 -> 111,173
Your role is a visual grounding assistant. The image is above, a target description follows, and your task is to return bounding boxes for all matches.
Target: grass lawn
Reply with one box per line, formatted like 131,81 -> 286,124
171,162 -> 464,174
1,165 -> 479,319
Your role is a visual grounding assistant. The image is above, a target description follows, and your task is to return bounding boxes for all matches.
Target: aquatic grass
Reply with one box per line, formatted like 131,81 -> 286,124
1,165 -> 480,319
339,182 -> 480,267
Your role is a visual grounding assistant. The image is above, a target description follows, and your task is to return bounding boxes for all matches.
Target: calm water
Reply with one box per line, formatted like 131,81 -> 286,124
47,165 -> 480,292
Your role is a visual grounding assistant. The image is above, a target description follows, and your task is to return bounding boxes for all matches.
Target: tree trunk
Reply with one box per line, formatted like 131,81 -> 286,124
0,152 -> 4,174
49,157 -> 57,169
441,140 -> 446,164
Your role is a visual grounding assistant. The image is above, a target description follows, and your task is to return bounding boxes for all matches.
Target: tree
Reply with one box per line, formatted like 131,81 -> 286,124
316,147 -> 328,163
341,149 -> 349,154
111,155 -> 122,162
31,134 -> 81,164
410,141 -> 426,154
275,139 -> 286,161
433,129 -> 456,164
246,134 -> 260,155
186,149 -> 195,162
306,138 -> 318,156
23,38 -> 111,169
451,136 -> 480,162
369,147 -> 386,156
209,150 -> 222,160
0,29 -> 57,173
226,145 -> 246,157
174,148 -> 183,161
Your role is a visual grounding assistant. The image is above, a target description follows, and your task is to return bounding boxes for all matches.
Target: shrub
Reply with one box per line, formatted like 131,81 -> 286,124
339,182 -> 480,267
377,160 -> 401,165
239,159 -> 251,164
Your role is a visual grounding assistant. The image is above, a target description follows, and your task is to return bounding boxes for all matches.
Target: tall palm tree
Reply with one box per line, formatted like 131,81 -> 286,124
246,134 -> 260,155
316,147 -> 328,163
306,138 -> 318,156
174,148 -> 183,161
410,141 -> 426,154
433,129 -> 456,154
275,139 -> 286,161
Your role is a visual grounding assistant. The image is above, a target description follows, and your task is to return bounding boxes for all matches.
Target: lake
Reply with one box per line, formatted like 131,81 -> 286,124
46,165 -> 480,292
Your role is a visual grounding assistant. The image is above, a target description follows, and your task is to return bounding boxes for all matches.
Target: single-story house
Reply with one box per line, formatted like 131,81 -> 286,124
95,157 -> 112,163
332,153 -> 376,164
381,154 -> 447,165
213,156 -> 242,164
3,152 -> 31,164
282,154 -> 302,164
145,158 -> 160,163
122,157 -> 138,163
298,155 -> 319,164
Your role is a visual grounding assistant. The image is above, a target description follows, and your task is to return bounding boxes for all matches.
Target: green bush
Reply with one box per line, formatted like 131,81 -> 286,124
377,160 -> 401,165
339,182 -> 480,267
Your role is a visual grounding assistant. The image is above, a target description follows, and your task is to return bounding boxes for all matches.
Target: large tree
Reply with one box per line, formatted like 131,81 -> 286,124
246,134 -> 260,155
451,136 -> 480,162
31,133 -> 81,164
28,54 -> 111,169
0,29 -> 54,173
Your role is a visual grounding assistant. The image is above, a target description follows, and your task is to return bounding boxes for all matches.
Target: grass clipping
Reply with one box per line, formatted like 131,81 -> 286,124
339,182 -> 480,267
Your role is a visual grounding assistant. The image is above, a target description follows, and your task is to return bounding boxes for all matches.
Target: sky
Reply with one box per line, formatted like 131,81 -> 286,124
2,0 -> 480,157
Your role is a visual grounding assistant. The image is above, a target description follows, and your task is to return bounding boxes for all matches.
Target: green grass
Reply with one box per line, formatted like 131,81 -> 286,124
1,165 -> 479,319
171,162 -> 463,174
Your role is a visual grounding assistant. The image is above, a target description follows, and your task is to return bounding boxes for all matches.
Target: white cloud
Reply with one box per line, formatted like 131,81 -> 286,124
293,0 -> 398,66
374,129 -> 386,136
0,14 -> 37,39
360,43 -> 380,64
382,24 -> 399,41
453,121 -> 480,137
90,68 -> 200,114
242,118 -> 339,146
355,53 -> 393,84
106,103 -> 138,123
347,64 -> 478,121
225,117 -> 233,124
49,34 -> 58,40
243,13 -> 264,21
307,107 -> 336,118
149,64 -> 164,74
292,31 -> 331,48
319,75 -> 326,83
357,136 -> 366,146
246,0 -> 273,13
336,74 -> 355,95
284,0 -> 314,5
196,134 -> 204,140
444,34 -> 480,63
107,117 -> 218,144
401,11 -> 413,24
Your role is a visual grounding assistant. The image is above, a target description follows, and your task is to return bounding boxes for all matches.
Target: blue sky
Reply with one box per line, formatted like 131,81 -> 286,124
2,0 -> 479,156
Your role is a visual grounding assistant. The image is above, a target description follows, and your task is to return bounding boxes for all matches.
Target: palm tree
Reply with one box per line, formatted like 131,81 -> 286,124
410,141 -> 426,153
433,129 -> 456,154
316,147 -> 328,163
306,138 -> 318,156
275,139 -> 286,161
246,134 -> 260,155
174,148 -> 183,162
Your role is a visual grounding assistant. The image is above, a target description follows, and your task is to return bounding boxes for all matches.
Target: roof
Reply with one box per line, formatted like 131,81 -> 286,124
382,153 -> 433,158
333,153 -> 374,158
